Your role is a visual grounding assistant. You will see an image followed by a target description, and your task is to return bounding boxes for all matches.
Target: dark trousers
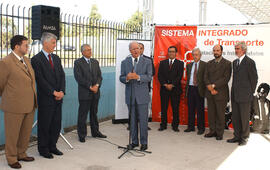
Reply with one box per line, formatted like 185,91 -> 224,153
232,101 -> 251,140
187,86 -> 205,130
127,100 -> 148,145
38,104 -> 62,154
207,98 -> 227,137
77,99 -> 99,139
160,88 -> 180,128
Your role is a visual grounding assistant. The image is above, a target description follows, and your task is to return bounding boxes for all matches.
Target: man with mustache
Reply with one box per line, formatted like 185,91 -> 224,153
204,45 -> 231,140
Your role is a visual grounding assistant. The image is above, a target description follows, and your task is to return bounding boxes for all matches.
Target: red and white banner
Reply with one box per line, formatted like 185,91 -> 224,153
152,24 -> 270,126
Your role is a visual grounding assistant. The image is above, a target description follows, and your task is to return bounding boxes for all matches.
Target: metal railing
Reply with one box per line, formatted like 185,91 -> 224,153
0,3 -> 144,67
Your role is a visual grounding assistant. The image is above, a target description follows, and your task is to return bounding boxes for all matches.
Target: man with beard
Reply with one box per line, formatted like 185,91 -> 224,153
204,45 -> 231,140
0,35 -> 37,169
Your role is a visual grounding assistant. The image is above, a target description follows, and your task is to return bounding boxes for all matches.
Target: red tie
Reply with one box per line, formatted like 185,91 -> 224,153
169,60 -> 173,69
48,54 -> 54,69
193,63 -> 197,86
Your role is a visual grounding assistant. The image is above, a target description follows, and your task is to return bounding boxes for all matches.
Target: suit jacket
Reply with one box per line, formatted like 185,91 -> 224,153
120,56 -> 152,105
231,55 -> 258,102
185,60 -> 206,97
0,53 -> 37,113
158,59 -> 184,95
31,51 -> 66,107
74,57 -> 102,100
204,57 -> 232,101
142,54 -> 155,76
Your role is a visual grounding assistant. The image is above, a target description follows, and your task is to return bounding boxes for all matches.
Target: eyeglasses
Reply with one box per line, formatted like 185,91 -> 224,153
168,51 -> 176,53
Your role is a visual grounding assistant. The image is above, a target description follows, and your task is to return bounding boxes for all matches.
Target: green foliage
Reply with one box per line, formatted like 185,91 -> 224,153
90,4 -> 101,20
89,4 -> 103,37
125,10 -> 143,28
122,10 -> 143,37
0,17 -> 17,48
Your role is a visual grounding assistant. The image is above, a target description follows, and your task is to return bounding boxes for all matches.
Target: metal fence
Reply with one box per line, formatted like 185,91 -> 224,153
0,3 -> 145,67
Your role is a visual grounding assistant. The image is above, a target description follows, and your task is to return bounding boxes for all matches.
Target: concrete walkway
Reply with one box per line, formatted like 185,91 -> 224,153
0,121 -> 269,170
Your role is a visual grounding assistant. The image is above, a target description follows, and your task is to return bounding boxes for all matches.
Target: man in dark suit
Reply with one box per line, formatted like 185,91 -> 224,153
138,43 -> 155,86
184,47 -> 206,135
74,44 -> 106,143
158,46 -> 184,132
204,45 -> 231,140
0,35 -> 37,169
227,42 -> 258,145
120,41 -> 152,151
31,32 -> 65,159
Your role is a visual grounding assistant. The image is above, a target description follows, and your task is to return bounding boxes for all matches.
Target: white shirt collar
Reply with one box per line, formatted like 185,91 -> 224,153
132,55 -> 140,63
12,51 -> 27,66
42,49 -> 53,62
12,51 -> 23,61
83,56 -> 90,63
238,54 -> 245,64
194,60 -> 200,65
42,49 -> 49,56
169,58 -> 175,64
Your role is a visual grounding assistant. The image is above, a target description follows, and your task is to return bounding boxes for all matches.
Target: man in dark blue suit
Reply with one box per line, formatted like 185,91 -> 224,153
120,41 -> 152,151
31,32 -> 66,159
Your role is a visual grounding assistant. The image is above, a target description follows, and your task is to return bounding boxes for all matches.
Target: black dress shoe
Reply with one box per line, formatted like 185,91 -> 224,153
140,144 -> 148,151
8,162 -> 22,169
40,152 -> 54,159
227,137 -> 240,143
127,143 -> 139,149
184,128 -> 195,132
239,139 -> 247,146
79,138 -> 85,143
158,126 -> 167,131
204,132 -> 217,138
197,130 -> 205,135
92,132 -> 107,138
148,126 -> 151,130
262,130 -> 269,134
50,149 -> 63,155
172,127 -> 180,132
216,136 -> 223,140
18,156 -> 35,162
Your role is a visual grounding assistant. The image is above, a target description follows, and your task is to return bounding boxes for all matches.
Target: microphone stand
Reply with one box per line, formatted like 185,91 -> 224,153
118,63 -> 151,159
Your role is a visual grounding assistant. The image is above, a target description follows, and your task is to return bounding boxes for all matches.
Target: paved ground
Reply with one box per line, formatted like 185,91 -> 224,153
0,121 -> 269,170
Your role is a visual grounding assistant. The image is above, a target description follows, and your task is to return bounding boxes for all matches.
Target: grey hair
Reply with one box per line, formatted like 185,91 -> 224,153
81,44 -> 90,53
192,47 -> 202,56
129,41 -> 139,50
41,32 -> 57,44
235,41 -> 247,52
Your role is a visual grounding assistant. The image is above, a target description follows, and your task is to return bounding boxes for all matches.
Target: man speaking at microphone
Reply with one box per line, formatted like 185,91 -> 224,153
120,41 -> 152,151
